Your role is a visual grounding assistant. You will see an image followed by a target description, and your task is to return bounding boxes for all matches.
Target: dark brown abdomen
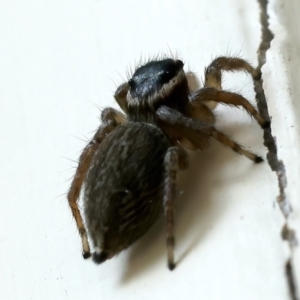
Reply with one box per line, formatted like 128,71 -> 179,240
84,122 -> 170,258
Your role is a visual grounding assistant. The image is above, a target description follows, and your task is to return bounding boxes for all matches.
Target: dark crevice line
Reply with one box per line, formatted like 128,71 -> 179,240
255,1 -> 298,299
286,259 -> 298,300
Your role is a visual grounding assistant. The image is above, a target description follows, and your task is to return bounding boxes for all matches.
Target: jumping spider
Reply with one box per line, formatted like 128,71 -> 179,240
68,56 -> 269,270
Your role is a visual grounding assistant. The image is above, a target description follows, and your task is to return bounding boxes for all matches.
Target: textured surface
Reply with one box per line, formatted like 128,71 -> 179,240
0,0 -> 297,299
264,0 -> 300,298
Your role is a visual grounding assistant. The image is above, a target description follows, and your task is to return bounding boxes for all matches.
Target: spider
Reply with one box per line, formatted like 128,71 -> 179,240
67,55 -> 269,271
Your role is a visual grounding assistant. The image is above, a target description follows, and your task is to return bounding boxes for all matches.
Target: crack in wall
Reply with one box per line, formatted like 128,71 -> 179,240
255,1 -> 298,299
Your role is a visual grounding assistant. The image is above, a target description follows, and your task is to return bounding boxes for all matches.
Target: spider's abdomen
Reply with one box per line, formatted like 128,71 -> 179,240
84,122 -> 170,260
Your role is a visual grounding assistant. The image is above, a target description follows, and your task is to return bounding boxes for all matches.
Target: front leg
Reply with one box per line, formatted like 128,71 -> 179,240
190,87 -> 269,128
204,56 -> 261,90
157,106 -> 263,163
164,147 -> 188,270
67,108 -> 126,258
202,56 -> 261,111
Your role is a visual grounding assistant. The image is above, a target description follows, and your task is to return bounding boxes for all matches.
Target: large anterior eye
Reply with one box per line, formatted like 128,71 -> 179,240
159,70 -> 175,84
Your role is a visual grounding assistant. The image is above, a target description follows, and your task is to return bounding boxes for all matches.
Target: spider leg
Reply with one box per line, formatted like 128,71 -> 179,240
211,129 -> 263,163
114,82 -> 130,113
187,56 -> 269,127
67,108 -> 126,258
204,56 -> 261,91
164,146 -> 188,270
192,56 -> 269,127
157,106 -> 263,163
189,87 -> 269,128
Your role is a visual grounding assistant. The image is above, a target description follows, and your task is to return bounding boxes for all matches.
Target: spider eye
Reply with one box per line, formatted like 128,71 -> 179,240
159,70 -> 173,84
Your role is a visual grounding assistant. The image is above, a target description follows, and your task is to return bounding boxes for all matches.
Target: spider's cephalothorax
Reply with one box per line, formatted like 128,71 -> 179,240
67,55 -> 270,271
117,58 -> 189,123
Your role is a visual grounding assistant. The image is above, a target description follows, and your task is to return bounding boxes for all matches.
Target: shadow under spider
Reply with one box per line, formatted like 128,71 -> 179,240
118,120 -> 263,283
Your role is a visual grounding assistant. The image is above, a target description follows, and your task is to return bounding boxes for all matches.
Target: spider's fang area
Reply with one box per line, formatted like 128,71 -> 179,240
82,251 -> 91,259
254,156 -> 264,164
168,262 -> 176,271
92,251 -> 109,264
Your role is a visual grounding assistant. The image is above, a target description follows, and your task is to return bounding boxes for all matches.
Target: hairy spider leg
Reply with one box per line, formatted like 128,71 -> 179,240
163,147 -> 188,270
67,108 -> 126,258
187,56 -> 268,128
114,82 -> 130,113
204,56 -> 261,91
157,106 -> 263,163
211,130 -> 263,163
189,87 -> 269,128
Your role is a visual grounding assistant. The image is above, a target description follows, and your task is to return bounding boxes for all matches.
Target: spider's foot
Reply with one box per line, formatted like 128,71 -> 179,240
255,156 -> 264,163
262,120 -> 271,129
82,251 -> 91,259
93,251 -> 108,264
168,261 -> 176,271
252,69 -> 262,80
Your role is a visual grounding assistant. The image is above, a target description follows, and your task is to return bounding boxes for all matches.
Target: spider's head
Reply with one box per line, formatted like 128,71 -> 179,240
128,59 -> 185,102
115,58 -> 189,122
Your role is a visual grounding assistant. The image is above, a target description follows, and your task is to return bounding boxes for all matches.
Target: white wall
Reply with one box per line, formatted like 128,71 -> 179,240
0,0 -> 298,299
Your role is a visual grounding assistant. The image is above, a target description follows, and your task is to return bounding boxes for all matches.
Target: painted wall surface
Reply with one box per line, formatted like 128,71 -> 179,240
0,1 -> 297,299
